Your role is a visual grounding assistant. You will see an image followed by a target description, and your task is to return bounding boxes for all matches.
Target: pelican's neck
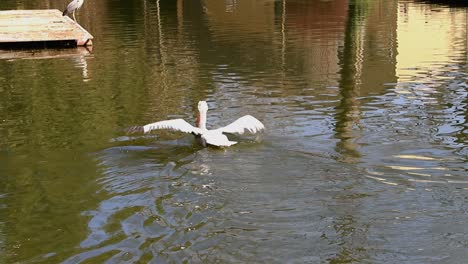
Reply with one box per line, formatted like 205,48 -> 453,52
197,110 -> 207,130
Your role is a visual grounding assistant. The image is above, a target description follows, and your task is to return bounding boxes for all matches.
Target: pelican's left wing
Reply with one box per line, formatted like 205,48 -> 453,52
126,119 -> 202,135
215,115 -> 265,135
143,119 -> 203,135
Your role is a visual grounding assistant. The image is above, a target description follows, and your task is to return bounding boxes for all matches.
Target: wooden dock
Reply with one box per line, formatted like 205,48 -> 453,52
0,9 -> 93,48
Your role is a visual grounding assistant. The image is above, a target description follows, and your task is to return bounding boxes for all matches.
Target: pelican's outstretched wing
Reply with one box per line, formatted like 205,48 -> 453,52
215,115 -> 265,135
142,119 -> 202,135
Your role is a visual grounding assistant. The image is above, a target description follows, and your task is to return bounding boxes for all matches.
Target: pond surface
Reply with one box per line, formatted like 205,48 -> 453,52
0,0 -> 467,263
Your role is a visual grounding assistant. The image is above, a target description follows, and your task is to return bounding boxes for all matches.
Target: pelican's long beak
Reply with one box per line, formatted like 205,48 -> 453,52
197,101 -> 208,129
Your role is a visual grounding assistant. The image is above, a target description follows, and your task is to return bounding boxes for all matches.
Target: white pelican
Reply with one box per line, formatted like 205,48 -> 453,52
63,0 -> 84,22
127,101 -> 265,147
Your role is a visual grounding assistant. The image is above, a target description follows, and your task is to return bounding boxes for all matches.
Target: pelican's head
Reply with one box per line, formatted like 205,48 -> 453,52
198,101 -> 208,113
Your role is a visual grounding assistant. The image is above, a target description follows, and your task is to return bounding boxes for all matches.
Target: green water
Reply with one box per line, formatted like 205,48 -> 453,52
0,0 -> 467,263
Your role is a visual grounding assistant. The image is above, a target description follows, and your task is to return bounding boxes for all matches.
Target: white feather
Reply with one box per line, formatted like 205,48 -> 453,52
215,115 -> 265,135
202,131 -> 237,147
143,119 -> 202,135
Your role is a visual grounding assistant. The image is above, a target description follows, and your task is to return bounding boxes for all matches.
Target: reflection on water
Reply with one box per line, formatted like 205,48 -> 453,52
0,0 -> 467,263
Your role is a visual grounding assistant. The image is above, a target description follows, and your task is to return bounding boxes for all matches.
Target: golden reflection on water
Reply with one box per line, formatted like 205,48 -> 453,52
386,165 -> 448,171
393,155 -> 440,161
396,2 -> 467,80
407,172 -> 432,177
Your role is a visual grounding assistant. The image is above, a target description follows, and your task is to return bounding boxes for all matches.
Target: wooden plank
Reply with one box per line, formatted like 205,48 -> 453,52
0,9 -> 93,46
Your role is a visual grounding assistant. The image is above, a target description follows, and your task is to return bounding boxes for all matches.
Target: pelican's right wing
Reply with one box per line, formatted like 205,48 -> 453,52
141,119 -> 202,135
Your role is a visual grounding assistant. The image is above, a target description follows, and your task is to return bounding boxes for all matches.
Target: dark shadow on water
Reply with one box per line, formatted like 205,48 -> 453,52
0,40 -> 78,50
416,0 -> 468,7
